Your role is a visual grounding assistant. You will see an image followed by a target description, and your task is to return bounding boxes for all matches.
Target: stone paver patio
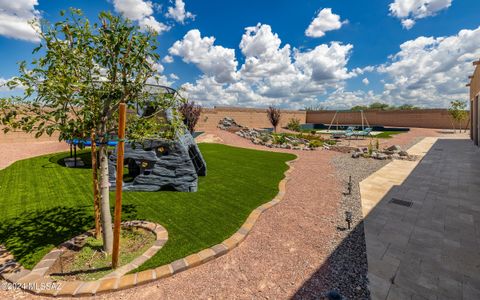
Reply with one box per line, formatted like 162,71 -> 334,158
361,138 -> 480,299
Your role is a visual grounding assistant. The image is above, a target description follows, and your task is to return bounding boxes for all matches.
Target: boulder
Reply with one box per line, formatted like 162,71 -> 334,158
399,150 -> 409,157
109,109 -> 207,193
387,145 -> 402,152
356,147 -> 368,153
376,153 -> 388,160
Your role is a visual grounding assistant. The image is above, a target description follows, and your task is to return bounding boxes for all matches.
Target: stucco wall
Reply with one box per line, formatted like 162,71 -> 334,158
469,62 -> 480,145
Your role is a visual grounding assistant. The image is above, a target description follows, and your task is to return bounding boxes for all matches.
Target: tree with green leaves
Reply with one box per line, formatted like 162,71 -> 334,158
368,102 -> 391,111
397,104 -> 418,110
351,105 -> 368,112
448,100 -> 469,133
0,9 -> 183,254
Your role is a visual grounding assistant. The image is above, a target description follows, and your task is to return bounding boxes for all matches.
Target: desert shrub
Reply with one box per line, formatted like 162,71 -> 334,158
324,140 -> 337,146
272,134 -> 287,145
308,140 -> 322,148
260,134 -> 271,143
286,118 -> 301,132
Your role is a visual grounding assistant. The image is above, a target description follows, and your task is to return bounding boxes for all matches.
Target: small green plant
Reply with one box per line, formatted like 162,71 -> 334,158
260,134 -> 270,143
375,138 -> 380,150
324,139 -> 337,146
368,140 -> 373,155
273,134 -> 287,145
310,130 -> 316,135
308,140 -> 322,148
286,118 -> 301,132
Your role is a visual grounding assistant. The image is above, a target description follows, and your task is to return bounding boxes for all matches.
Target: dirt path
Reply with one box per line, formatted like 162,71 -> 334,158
0,130 -> 69,171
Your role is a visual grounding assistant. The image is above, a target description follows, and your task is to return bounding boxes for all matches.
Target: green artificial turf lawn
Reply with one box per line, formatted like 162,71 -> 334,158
0,143 -> 295,271
374,131 -> 405,139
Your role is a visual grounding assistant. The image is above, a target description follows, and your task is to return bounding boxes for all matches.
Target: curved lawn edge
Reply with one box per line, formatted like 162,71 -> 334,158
0,152 -> 298,297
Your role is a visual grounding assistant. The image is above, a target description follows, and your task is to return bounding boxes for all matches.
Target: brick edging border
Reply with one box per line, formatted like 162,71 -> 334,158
0,156 -> 297,297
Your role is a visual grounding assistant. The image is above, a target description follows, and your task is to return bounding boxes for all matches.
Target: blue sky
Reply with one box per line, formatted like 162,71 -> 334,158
1,0 -> 479,109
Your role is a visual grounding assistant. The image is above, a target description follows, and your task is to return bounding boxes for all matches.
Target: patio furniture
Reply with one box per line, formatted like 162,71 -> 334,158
353,127 -> 373,139
331,126 -> 355,139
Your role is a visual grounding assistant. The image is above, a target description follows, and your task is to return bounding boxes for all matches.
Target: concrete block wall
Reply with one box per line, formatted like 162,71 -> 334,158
306,109 -> 469,130
196,107 -> 307,131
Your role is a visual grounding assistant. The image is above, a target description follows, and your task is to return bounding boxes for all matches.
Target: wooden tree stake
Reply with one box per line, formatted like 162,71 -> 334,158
112,103 -> 127,268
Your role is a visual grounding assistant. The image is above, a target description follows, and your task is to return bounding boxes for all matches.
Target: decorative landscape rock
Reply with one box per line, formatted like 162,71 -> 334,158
218,117 -> 317,151
350,143 -> 417,161
218,117 -> 243,131
108,111 -> 207,192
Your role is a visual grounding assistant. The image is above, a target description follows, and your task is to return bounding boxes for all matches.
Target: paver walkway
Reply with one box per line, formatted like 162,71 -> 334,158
361,138 -> 480,299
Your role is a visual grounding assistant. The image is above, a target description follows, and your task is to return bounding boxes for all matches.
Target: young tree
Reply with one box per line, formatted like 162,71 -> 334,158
448,100 -> 469,133
267,106 -> 281,132
0,9 -> 181,254
179,100 -> 202,134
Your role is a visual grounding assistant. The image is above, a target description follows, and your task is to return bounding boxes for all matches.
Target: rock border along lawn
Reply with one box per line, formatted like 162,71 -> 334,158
0,158 -> 296,297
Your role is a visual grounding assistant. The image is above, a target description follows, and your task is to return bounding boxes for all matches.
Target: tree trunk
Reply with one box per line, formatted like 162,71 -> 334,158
98,133 -> 113,254
91,129 -> 101,239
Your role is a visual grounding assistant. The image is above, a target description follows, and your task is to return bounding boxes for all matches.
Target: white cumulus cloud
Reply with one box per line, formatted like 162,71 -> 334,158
162,55 -> 174,63
112,0 -> 170,33
166,0 -> 195,24
169,29 -> 239,83
138,16 -> 170,33
174,24 -> 356,108
322,25 -> 480,109
377,26 -> 480,107
305,8 -> 347,38
0,0 -> 41,42
390,0 -> 452,29
362,78 -> 370,85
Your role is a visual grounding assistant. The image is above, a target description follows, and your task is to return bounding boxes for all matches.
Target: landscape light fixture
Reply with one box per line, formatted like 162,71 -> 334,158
345,211 -> 353,230
347,175 -> 352,195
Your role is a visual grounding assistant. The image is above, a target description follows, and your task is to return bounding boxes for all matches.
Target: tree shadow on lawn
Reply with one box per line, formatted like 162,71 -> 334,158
0,204 -> 139,270
0,204 -> 141,268
47,152 -> 93,169
0,206 -> 93,269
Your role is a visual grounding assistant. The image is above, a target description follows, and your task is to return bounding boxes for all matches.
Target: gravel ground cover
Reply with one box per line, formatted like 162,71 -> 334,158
329,155 -> 389,299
